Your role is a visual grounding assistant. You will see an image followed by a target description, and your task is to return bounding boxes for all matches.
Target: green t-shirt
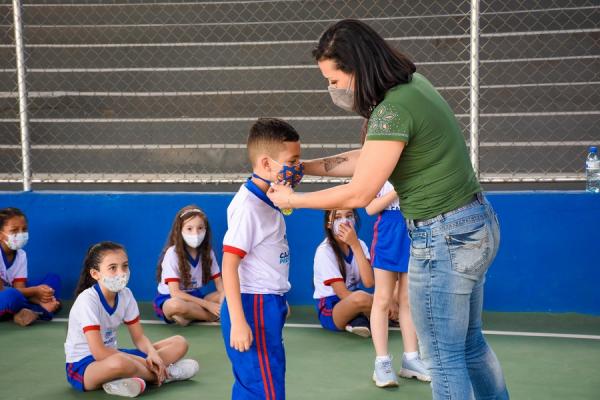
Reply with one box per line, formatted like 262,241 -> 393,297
366,73 -> 481,220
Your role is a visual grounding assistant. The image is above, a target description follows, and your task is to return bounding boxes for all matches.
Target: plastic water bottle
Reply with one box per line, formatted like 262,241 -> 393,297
586,146 -> 600,193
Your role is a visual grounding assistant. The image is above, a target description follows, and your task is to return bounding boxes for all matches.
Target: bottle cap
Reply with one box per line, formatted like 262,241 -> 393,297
590,146 -> 598,153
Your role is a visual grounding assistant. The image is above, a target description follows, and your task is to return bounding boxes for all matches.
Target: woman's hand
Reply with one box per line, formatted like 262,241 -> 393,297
145,351 -> 167,385
267,182 -> 295,209
336,222 -> 359,247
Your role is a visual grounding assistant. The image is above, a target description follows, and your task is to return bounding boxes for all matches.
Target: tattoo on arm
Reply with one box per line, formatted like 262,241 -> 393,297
323,156 -> 349,172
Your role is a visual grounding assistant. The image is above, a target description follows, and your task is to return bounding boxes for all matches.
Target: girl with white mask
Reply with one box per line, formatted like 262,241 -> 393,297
65,241 -> 199,396
312,209 -> 374,337
0,207 -> 61,326
153,205 -> 223,326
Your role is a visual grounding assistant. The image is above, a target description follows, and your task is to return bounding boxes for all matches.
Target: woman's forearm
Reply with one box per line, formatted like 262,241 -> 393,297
292,183 -> 369,210
302,149 -> 361,177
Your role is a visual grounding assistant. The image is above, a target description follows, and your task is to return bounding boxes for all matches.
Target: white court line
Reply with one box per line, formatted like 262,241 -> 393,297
51,318 -> 600,340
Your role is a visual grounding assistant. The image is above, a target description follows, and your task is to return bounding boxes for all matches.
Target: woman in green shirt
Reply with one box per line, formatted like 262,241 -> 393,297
268,19 -> 508,399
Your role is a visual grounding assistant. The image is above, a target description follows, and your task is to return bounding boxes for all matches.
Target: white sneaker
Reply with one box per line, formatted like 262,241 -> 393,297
372,356 -> 399,388
165,359 -> 199,383
399,355 -> 431,382
102,377 -> 146,397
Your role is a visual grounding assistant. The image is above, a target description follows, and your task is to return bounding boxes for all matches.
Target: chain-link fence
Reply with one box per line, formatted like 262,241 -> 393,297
0,0 -> 598,189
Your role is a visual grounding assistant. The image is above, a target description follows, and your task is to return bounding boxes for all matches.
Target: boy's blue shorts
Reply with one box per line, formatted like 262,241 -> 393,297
65,348 -> 147,391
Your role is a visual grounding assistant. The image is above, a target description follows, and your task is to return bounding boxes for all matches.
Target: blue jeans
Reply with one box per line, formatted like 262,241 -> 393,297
407,195 -> 509,400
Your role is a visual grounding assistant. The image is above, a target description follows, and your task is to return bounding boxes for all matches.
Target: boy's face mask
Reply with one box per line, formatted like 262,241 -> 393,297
271,159 -> 305,188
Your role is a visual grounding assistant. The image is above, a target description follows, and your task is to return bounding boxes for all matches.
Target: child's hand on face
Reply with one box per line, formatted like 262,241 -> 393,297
230,322 -> 253,352
336,222 -> 359,247
146,352 -> 167,385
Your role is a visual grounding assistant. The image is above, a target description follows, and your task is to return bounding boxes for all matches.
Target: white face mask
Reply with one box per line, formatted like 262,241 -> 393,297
101,270 -> 130,293
328,82 -> 354,112
182,231 -> 206,248
4,232 -> 28,250
332,217 -> 355,235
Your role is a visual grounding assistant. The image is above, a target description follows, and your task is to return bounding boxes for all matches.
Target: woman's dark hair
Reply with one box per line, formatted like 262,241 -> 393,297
0,207 -> 27,230
75,241 -> 125,296
156,205 -> 213,288
323,209 -> 361,281
313,19 -> 416,119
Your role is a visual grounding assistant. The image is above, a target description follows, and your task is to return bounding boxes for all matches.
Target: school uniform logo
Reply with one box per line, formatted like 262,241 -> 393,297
103,329 -> 116,346
279,251 -> 289,265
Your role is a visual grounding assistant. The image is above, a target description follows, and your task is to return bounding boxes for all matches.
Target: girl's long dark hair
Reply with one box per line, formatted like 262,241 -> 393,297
324,209 -> 360,281
156,205 -> 213,288
313,19 -> 416,119
75,241 -> 125,296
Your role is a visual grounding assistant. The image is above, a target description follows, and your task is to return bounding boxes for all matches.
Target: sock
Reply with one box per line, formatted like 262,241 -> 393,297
404,351 -> 419,361
376,355 -> 392,362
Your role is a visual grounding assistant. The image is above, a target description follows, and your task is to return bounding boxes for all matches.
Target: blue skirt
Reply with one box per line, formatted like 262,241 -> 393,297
370,210 -> 410,273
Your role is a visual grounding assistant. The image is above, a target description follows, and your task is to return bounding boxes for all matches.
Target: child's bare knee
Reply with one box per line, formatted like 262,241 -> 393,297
172,334 -> 189,352
352,291 -> 372,309
105,353 -> 136,375
165,299 -> 187,315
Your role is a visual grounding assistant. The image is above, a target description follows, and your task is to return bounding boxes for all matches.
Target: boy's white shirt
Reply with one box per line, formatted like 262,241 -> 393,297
223,184 -> 291,295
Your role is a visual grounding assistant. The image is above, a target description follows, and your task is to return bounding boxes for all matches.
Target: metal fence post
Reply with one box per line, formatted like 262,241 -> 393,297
12,0 -> 31,191
469,0 -> 480,178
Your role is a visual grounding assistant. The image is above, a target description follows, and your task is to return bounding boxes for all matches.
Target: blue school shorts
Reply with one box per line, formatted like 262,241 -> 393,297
152,287 -> 205,323
370,210 -> 411,273
65,348 -> 147,391
221,293 -> 287,400
315,295 -> 342,332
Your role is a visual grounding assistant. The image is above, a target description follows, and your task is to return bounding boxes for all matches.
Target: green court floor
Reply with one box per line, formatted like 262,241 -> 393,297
1,306 -> 599,399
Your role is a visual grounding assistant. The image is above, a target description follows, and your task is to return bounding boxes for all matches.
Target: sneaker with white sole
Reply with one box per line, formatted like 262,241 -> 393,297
345,315 -> 371,338
102,377 -> 146,397
372,356 -> 399,388
165,359 -> 199,383
398,355 -> 431,382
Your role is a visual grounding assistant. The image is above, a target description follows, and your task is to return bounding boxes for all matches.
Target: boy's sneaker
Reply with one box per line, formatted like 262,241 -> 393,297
372,356 -> 399,387
102,377 -> 146,397
345,315 -> 371,338
165,359 -> 199,383
398,355 -> 431,382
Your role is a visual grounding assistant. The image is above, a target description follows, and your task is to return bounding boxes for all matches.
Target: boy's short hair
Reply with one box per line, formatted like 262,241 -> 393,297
247,118 -> 299,166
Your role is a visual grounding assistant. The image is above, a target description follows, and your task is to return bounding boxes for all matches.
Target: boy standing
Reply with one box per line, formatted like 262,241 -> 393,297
221,118 -> 303,399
